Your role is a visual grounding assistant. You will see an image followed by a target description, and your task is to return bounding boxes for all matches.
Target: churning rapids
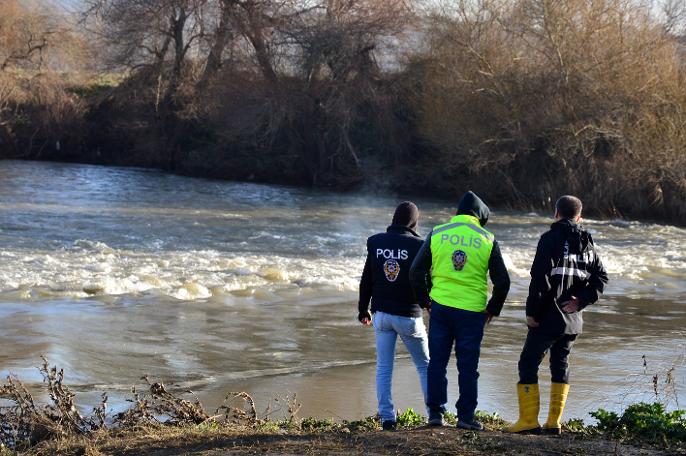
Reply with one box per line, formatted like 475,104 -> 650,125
0,161 -> 684,421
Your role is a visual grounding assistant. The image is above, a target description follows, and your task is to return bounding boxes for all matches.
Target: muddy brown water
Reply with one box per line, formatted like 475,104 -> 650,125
0,160 -> 684,422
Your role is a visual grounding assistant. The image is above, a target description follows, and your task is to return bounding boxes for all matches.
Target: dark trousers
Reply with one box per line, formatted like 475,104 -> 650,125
426,303 -> 486,421
518,329 -> 577,384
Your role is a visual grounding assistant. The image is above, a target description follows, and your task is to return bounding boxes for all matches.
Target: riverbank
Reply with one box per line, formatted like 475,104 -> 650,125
2,358 -> 685,456
24,425 -> 681,456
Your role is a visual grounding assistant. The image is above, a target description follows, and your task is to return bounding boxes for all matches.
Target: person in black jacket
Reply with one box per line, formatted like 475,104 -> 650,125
358,201 -> 430,431
507,195 -> 608,435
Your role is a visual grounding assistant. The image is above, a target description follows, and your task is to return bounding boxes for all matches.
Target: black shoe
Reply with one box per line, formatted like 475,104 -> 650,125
382,420 -> 397,431
428,412 -> 444,427
456,419 -> 483,431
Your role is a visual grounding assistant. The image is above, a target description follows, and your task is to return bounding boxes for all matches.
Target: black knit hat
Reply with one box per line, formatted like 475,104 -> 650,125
392,201 -> 419,230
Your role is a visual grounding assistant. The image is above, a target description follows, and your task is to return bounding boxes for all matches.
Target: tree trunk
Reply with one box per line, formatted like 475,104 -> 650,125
162,8 -> 188,110
198,2 -> 233,90
247,29 -> 277,83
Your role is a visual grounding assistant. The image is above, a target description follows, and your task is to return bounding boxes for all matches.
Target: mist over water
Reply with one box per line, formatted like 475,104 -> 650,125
0,161 -> 684,421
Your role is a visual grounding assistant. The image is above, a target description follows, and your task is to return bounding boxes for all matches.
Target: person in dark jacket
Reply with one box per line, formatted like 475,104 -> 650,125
358,201 -> 430,431
410,191 -> 510,430
507,195 -> 608,435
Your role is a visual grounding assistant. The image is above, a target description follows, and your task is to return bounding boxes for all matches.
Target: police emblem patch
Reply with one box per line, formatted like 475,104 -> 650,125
383,259 -> 400,282
451,250 -> 468,271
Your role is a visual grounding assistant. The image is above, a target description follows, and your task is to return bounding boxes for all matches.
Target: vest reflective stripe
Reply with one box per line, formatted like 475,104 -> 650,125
551,267 -> 590,279
429,214 -> 494,312
431,221 -> 494,241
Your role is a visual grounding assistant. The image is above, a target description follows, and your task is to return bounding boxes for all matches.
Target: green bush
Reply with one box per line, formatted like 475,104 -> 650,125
563,418 -> 590,434
344,416 -> 380,432
396,408 -> 426,428
590,402 -> 686,445
300,417 -> 338,432
443,411 -> 457,426
474,411 -> 505,427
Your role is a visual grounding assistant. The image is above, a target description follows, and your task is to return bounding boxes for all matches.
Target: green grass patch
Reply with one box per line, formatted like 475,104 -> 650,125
66,74 -> 124,99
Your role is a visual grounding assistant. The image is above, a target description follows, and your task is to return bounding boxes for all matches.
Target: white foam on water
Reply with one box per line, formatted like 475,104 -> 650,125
0,160 -> 684,304
0,239 -> 365,303
1,218 -> 685,303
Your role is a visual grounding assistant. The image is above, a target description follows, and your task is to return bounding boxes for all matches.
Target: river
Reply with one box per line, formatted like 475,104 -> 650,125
0,160 -> 684,422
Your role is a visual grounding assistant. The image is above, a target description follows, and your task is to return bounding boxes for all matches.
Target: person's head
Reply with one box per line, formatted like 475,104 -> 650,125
392,201 -> 419,230
555,195 -> 583,222
456,191 -> 490,227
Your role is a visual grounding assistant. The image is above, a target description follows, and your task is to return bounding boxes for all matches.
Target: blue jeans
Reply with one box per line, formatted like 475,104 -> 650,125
373,311 -> 430,422
426,303 -> 486,422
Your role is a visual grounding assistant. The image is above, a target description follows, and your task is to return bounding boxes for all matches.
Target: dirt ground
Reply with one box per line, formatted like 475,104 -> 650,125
28,426 -> 684,456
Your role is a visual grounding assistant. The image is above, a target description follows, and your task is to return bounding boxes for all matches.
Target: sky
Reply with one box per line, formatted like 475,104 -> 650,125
51,0 -> 82,13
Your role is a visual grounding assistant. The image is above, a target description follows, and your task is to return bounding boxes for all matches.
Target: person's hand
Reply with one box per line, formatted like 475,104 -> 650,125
484,311 -> 495,325
424,298 -> 432,314
358,311 -> 372,326
561,296 -> 581,314
526,316 -> 539,328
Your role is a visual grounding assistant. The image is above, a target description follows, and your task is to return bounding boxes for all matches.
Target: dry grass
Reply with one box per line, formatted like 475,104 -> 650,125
24,423 -> 678,456
0,358 -> 267,453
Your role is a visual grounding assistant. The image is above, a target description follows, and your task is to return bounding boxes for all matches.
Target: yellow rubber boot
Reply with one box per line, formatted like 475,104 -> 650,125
506,383 -> 540,433
542,382 -> 570,435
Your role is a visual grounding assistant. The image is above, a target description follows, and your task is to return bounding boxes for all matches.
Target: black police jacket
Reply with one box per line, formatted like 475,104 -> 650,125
526,219 -> 609,335
358,224 -> 426,319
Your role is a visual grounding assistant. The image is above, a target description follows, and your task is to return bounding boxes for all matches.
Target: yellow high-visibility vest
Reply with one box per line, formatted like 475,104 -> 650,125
429,214 -> 494,312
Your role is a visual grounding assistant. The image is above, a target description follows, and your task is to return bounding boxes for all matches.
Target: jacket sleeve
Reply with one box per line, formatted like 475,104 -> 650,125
409,231 -> 433,307
486,240 -> 510,316
576,246 -> 609,308
358,243 -> 373,319
526,234 -> 554,318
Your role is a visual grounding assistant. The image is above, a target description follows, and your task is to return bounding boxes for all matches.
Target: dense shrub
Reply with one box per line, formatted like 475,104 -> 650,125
591,402 -> 686,444
412,0 -> 686,221
2,0 -> 686,224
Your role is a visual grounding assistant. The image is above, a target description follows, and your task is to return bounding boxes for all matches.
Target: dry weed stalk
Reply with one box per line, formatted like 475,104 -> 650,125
0,357 -> 106,449
260,394 -> 302,423
0,358 -> 260,450
215,391 -> 259,424
122,375 -> 210,426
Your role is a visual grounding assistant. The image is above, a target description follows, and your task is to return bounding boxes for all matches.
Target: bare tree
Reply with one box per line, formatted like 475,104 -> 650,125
83,0 -> 210,110
0,0 -> 88,158
415,0 -> 686,216
0,0 -> 61,71
197,1 -> 235,88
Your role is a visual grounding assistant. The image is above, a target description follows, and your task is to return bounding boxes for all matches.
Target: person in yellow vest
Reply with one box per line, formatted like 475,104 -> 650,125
410,191 -> 510,430
507,195 -> 608,434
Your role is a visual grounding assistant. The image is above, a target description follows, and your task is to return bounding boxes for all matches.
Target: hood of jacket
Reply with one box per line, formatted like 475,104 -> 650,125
551,219 -> 591,254
456,191 -> 490,227
387,224 -> 419,237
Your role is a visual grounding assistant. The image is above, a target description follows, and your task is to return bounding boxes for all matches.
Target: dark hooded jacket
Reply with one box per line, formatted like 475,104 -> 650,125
526,219 -> 609,334
409,191 -> 510,316
358,224 -> 426,319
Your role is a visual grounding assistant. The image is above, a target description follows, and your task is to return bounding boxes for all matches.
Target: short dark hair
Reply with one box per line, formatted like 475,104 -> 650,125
555,195 -> 583,219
